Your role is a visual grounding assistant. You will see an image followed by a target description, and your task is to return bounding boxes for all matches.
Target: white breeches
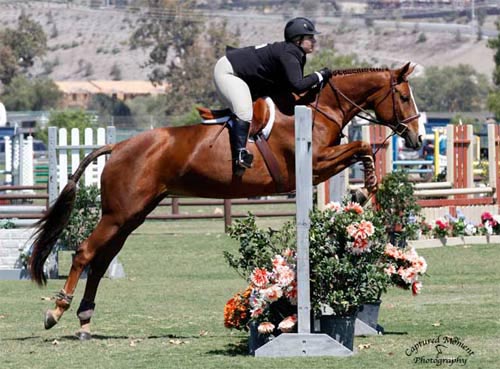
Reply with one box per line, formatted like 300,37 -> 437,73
213,56 -> 253,122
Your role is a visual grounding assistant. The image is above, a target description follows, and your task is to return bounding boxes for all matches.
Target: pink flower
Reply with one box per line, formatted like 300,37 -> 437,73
412,281 -> 422,295
250,307 -> 264,318
282,248 -> 295,258
347,223 -> 359,238
325,201 -> 342,212
251,268 -> 269,288
272,255 -> 286,270
385,243 -> 404,260
262,285 -> 283,302
357,220 -> 375,238
384,264 -> 396,276
278,314 -> 297,333
276,265 -> 295,287
258,322 -> 275,334
344,202 -> 364,214
350,237 -> 371,254
412,256 -> 428,274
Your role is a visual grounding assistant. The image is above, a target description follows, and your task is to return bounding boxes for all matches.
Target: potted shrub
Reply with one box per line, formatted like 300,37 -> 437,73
374,171 -> 422,246
224,201 -> 393,353
308,202 -> 389,349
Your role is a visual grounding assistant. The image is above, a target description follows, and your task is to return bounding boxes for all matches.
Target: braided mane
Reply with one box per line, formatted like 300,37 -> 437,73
331,67 -> 389,76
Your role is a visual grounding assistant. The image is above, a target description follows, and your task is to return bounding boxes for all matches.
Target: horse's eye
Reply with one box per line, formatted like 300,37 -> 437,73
400,94 -> 410,102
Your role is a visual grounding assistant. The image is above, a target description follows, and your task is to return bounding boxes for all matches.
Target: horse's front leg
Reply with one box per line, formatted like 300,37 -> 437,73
313,141 -> 378,202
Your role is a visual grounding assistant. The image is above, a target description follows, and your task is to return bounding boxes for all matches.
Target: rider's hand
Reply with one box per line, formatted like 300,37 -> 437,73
318,67 -> 332,81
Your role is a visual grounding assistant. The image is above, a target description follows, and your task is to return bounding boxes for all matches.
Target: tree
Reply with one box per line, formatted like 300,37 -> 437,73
130,1 -> 239,123
0,12 -> 47,85
130,0 -> 202,85
1,76 -> 61,111
37,110 -> 96,144
411,65 -> 490,112
487,20 -> 500,118
305,47 -> 370,74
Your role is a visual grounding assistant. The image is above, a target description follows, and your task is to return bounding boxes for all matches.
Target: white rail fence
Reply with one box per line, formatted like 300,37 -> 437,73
48,126 -> 115,206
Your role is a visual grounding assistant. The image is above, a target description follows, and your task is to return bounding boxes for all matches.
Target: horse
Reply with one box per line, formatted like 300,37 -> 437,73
29,62 -> 422,339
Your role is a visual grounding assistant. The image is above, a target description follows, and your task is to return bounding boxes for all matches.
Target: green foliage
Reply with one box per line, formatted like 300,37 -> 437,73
227,203 -> 391,318
87,93 -> 131,127
305,48 -> 370,74
411,65 -> 490,112
0,219 -> 15,229
309,205 -> 389,315
487,20 -> 500,88
487,21 -> 500,119
37,110 -> 96,143
130,0 -> 202,85
1,75 -> 61,111
126,94 -> 167,129
130,1 -> 239,118
375,171 -> 422,242
416,32 -> 427,43
0,12 -> 47,84
225,214 -> 295,279
59,185 -> 100,251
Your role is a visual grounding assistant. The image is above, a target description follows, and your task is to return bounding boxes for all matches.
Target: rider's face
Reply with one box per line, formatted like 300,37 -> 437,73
299,35 -> 316,54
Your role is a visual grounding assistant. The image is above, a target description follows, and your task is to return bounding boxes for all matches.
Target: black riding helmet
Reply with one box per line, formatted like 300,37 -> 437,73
284,17 -> 320,42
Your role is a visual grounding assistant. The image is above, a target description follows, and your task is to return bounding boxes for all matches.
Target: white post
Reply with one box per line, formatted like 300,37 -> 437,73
84,128 -> 94,186
5,136 -> 12,185
21,136 -> 34,190
255,106 -> 352,357
295,106 -> 313,334
96,127 -> 106,188
71,128 -> 80,183
58,128 -> 68,192
446,124 -> 454,185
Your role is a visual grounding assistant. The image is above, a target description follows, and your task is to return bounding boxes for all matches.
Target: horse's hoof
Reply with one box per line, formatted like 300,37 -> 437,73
44,310 -> 58,330
76,330 -> 92,341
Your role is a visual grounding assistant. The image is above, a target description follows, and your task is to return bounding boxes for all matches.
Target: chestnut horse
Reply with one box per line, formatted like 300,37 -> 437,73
30,62 -> 421,339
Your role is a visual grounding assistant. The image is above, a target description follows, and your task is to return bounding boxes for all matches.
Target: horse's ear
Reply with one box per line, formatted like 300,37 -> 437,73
396,62 -> 415,83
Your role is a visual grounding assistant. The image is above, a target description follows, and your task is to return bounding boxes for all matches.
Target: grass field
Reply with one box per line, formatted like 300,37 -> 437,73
1,219 -> 499,369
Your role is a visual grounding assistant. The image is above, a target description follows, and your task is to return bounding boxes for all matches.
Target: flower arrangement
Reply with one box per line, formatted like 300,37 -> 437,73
432,218 -> 450,238
479,212 -> 500,235
308,202 -> 390,316
224,200 -> 405,336
383,243 -> 427,295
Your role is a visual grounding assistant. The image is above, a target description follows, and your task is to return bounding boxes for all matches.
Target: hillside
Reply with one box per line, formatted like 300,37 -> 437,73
0,2 -> 496,82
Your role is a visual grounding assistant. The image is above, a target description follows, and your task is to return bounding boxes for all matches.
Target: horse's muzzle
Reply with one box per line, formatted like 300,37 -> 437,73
405,133 -> 423,150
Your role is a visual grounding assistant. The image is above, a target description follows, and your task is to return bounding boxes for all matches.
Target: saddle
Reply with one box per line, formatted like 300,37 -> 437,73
197,98 -> 285,192
196,98 -> 270,138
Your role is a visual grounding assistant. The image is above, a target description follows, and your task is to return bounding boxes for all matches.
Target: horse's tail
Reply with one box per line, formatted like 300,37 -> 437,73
30,144 -> 115,286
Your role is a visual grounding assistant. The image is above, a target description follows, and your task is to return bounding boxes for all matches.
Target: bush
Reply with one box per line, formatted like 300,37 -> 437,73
59,185 -> 100,251
375,171 -> 422,244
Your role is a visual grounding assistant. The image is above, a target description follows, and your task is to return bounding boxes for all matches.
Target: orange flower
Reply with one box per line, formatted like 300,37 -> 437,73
223,289 -> 251,330
344,202 -> 364,214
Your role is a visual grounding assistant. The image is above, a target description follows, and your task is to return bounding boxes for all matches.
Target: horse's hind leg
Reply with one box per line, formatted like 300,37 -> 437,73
45,214 -> 123,329
75,232 -> 129,340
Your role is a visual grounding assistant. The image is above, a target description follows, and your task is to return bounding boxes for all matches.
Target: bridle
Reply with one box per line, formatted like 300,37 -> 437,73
310,75 -> 421,137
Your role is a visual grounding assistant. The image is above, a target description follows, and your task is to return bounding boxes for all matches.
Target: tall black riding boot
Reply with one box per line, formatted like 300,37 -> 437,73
230,117 -> 254,175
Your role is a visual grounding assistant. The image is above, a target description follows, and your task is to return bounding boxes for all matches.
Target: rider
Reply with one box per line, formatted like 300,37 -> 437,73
213,17 -> 333,175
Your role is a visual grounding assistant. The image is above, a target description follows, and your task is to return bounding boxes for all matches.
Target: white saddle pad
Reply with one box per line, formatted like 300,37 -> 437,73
201,97 -> 276,141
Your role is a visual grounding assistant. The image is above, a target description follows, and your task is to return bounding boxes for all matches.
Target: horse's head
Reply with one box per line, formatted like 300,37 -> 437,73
373,62 -> 423,150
